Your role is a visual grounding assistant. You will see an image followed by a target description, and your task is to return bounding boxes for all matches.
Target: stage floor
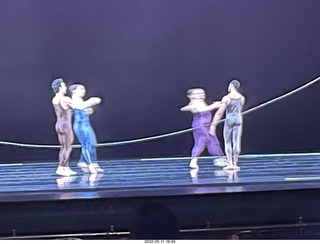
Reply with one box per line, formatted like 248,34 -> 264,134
1,152 -> 320,202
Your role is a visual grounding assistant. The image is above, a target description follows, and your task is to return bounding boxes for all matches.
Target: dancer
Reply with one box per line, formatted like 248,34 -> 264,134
69,84 -> 103,174
77,108 -> 97,173
210,80 -> 245,169
51,78 -> 77,176
181,88 -> 224,169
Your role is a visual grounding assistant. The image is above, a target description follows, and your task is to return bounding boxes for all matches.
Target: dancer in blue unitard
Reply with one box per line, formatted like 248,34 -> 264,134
69,84 -> 102,174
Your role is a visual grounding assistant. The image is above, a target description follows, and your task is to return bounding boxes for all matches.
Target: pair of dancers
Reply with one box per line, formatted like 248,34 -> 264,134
51,78 -> 103,176
181,80 -> 245,170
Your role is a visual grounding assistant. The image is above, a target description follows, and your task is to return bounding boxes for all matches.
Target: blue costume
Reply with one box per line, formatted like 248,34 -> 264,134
73,109 -> 97,165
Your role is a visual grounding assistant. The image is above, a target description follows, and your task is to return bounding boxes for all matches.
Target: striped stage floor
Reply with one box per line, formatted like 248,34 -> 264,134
1,152 -> 320,239
1,153 -> 320,202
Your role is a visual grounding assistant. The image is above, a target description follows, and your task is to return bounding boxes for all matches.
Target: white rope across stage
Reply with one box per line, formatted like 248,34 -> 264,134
0,75 -> 319,149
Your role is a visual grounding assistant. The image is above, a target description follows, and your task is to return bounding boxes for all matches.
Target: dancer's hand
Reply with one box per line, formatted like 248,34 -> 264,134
91,97 -> 102,104
87,97 -> 101,106
85,108 -> 94,115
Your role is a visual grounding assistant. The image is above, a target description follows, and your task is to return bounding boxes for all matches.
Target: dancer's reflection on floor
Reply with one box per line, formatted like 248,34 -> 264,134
214,168 -> 239,182
79,173 -> 104,187
189,168 -> 199,184
56,176 -> 77,188
56,173 -> 104,188
225,169 -> 239,183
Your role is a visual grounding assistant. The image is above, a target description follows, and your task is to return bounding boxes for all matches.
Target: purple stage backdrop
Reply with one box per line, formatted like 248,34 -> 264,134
0,0 -> 320,161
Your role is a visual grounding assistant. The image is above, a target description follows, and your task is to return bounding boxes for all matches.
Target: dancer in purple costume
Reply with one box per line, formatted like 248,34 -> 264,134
181,88 -> 224,169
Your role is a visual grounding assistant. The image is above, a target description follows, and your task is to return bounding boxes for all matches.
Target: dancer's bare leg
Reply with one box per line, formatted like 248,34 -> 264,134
56,125 -> 76,176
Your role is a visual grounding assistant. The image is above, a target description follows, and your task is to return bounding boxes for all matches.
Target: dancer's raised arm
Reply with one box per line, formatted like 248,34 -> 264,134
180,103 -> 196,112
69,84 -> 101,110
199,101 -> 221,112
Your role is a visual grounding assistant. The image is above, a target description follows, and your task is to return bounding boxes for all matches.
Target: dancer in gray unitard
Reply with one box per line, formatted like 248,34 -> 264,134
210,80 -> 245,169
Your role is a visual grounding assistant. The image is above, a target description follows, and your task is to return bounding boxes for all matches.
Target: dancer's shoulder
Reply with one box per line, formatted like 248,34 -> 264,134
222,95 -> 231,104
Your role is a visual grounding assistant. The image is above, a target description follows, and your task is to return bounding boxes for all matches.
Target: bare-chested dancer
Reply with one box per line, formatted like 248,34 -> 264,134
181,88 -> 224,169
210,80 -> 245,170
51,78 -> 77,176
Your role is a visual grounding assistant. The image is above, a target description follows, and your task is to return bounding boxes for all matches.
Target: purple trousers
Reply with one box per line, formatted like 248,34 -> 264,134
191,111 -> 223,158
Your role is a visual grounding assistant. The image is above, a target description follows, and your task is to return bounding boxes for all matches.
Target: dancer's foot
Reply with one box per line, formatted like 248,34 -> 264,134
65,167 -> 77,175
189,158 -> 199,169
93,163 -> 104,172
77,161 -> 89,173
213,157 -> 228,167
233,165 -> 240,170
223,165 -> 234,170
56,166 -> 70,177
88,163 -> 97,174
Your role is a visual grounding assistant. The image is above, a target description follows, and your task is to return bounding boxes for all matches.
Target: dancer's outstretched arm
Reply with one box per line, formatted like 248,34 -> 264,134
73,97 -> 101,110
181,101 -> 221,113
180,103 -> 196,112
198,101 -> 221,112
209,96 -> 228,135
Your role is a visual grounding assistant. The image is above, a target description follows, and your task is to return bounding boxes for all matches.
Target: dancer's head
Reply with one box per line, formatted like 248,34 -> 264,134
51,78 -> 66,94
228,79 -> 240,92
69,84 -> 86,98
187,88 -> 206,100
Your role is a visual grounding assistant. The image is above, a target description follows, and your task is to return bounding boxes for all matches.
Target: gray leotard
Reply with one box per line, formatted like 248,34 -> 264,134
223,97 -> 244,163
